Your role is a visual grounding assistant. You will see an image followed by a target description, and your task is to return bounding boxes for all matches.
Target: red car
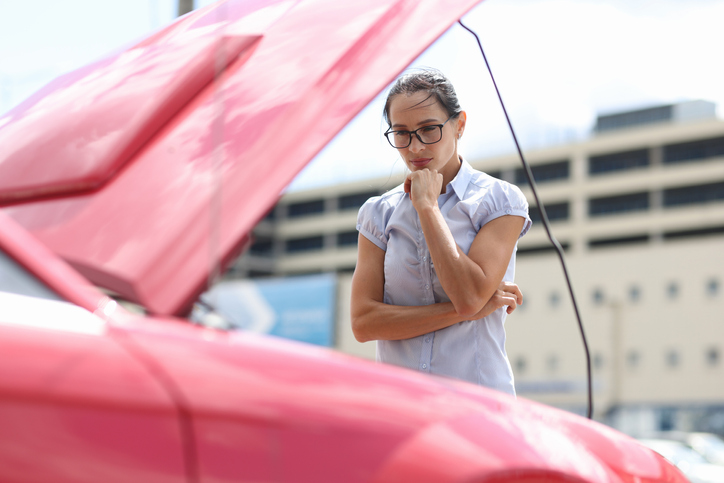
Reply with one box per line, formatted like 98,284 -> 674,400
0,1 -> 689,482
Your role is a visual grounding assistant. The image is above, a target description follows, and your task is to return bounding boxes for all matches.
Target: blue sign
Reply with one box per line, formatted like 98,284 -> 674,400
205,273 -> 337,347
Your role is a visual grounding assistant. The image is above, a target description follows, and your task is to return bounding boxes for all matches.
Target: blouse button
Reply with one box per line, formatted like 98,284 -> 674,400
421,363 -> 427,369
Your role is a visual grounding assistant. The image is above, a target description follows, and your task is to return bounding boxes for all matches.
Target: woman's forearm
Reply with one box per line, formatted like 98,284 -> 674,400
351,299 -> 463,343
350,286 -> 517,343
350,232 -> 521,344
416,205 -> 491,317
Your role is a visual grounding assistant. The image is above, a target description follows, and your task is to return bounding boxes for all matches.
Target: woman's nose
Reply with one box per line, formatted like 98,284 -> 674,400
408,135 -> 425,153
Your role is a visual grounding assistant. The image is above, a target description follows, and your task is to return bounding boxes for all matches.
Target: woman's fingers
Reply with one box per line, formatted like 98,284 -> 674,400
494,290 -> 517,314
468,288 -> 518,320
466,282 -> 525,320
407,169 -> 443,209
499,281 -> 523,306
404,175 -> 413,198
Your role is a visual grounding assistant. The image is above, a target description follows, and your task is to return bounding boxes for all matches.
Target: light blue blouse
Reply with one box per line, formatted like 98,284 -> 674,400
356,159 -> 531,395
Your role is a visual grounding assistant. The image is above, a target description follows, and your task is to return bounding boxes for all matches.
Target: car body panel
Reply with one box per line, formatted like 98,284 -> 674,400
117,316 -> 688,483
1,0 -> 482,316
0,293 -> 187,483
0,32 -> 259,204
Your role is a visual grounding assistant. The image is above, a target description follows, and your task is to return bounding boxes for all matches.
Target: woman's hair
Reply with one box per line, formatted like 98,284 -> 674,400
383,68 -> 462,127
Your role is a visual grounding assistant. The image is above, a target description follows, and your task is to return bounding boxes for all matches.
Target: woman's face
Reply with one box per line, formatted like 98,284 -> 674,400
387,91 -> 465,183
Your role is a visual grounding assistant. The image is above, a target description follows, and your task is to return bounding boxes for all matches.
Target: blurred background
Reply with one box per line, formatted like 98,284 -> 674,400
3,0 -> 723,459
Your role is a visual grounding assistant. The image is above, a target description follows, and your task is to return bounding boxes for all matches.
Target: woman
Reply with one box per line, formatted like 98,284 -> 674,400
350,69 -> 531,395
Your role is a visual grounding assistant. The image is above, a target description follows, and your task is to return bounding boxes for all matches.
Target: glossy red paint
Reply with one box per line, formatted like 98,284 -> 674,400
0,1 -> 693,482
0,285 -> 690,483
1,0 -> 483,316
0,294 -> 188,483
115,317 -> 687,483
0,33 -> 260,203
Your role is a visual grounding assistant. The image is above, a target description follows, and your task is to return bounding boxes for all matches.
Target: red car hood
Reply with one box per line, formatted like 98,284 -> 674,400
0,0 -> 482,315
116,316 -> 685,482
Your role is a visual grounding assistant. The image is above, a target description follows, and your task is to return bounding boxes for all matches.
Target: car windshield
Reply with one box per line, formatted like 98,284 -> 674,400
0,249 -> 62,301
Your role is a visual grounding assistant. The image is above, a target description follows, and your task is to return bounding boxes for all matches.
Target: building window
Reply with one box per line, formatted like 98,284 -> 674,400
515,160 -> 569,185
707,278 -> 720,297
666,282 -> 679,300
486,170 -> 502,180
263,208 -> 276,221
336,231 -> 359,247
663,225 -> 724,241
589,234 -> 649,249
593,352 -> 604,371
589,149 -> 649,175
663,181 -> 724,208
529,202 -> 570,224
658,408 -> 676,431
663,135 -> 724,164
589,192 -> 649,217
287,199 -> 325,218
546,354 -> 559,373
516,297 -> 527,311
247,270 -> 273,278
706,347 -> 720,367
285,236 -> 324,253
517,242 -> 570,257
592,288 -> 605,305
249,239 -> 273,255
514,356 -> 527,374
339,191 -> 378,211
665,350 -> 680,369
629,285 -> 641,303
626,350 -> 640,369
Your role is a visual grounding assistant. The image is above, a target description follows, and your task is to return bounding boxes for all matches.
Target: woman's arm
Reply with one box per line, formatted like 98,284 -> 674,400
408,169 -> 525,318
350,235 -> 522,343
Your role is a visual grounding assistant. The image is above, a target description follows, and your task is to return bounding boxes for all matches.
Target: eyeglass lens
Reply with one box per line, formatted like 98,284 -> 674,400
387,125 -> 443,148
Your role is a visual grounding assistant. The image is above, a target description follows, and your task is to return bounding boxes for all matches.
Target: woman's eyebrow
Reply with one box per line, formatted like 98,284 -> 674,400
391,118 -> 440,129
416,118 -> 440,126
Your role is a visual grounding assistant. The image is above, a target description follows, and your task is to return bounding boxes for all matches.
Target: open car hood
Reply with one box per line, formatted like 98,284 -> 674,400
0,0 -> 482,315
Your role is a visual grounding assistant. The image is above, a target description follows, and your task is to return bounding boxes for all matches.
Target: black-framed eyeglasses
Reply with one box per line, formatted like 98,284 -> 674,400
384,114 -> 456,149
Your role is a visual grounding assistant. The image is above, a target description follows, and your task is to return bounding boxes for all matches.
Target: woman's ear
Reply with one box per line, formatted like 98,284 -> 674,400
456,111 -> 467,138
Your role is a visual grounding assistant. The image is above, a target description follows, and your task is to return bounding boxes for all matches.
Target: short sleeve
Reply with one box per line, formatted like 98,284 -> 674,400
356,195 -> 393,251
471,180 -> 532,238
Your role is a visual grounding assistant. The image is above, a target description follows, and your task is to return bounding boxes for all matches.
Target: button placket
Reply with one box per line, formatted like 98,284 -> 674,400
419,332 -> 434,373
417,228 -> 434,304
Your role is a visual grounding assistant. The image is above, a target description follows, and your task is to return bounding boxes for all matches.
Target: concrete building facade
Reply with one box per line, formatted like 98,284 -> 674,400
232,102 -> 724,434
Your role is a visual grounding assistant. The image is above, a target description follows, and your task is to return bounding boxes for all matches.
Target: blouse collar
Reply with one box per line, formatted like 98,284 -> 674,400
447,156 -> 474,199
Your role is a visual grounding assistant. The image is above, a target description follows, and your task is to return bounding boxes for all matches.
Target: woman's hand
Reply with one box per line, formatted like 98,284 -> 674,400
465,281 -> 523,320
404,169 -> 444,211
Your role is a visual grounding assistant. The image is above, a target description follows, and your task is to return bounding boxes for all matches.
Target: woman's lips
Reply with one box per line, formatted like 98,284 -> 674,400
410,158 -> 431,168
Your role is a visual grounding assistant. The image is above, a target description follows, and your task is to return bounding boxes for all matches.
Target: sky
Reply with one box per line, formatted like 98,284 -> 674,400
2,0 -> 723,191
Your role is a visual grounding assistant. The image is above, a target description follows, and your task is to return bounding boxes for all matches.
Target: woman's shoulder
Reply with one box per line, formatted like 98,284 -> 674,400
466,167 -> 526,204
359,183 -> 406,212
356,184 -> 406,245
467,166 -> 505,188
457,163 -> 530,232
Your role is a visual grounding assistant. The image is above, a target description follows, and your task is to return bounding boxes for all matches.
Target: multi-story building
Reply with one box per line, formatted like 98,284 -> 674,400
231,101 -> 724,435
